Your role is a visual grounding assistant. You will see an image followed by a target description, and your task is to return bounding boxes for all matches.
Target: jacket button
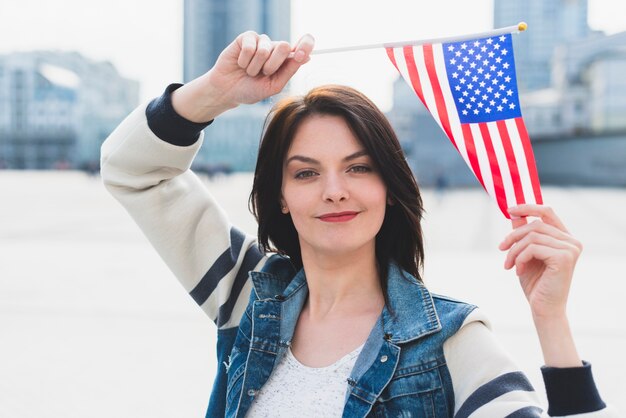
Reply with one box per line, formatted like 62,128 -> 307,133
274,294 -> 285,301
380,355 -> 388,363
247,389 -> 256,396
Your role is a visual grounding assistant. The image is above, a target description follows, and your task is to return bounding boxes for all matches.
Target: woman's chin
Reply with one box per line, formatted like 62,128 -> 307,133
301,239 -> 376,262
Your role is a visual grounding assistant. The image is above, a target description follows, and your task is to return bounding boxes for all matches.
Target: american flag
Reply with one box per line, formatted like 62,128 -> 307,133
387,32 -> 542,218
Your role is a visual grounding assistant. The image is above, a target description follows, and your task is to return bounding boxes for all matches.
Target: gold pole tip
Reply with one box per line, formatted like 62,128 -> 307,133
518,22 -> 528,32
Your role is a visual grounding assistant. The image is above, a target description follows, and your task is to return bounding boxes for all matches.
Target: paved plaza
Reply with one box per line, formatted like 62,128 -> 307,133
1,171 -> 624,417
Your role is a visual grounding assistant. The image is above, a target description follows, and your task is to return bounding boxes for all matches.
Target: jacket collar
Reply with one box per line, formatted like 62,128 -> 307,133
250,256 -> 441,344
249,254 -> 303,301
380,263 -> 441,343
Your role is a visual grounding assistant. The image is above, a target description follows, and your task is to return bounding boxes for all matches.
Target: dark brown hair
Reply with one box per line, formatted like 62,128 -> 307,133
249,85 -> 425,291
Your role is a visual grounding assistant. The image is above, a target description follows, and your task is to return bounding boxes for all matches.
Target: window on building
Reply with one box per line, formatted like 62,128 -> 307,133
574,101 -> 583,112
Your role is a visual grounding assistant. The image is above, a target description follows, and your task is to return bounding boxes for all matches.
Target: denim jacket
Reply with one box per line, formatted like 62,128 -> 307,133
205,254 -> 475,418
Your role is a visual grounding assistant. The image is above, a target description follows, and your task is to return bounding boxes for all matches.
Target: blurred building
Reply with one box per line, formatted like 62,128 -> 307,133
184,0 -> 291,81
183,0 -> 291,171
192,103 -> 271,173
0,51 -> 138,170
494,0 -> 590,91
522,30 -> 626,136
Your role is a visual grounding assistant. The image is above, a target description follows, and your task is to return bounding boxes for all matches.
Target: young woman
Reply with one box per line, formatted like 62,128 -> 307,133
101,32 -> 615,417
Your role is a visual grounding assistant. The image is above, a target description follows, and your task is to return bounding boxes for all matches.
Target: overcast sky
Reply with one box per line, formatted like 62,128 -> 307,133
1,0 -> 625,110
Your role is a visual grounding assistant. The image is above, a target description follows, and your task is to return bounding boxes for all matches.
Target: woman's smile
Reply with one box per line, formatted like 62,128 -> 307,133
317,211 -> 360,223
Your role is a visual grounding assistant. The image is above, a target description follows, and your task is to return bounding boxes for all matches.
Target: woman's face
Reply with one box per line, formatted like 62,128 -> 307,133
281,114 -> 388,260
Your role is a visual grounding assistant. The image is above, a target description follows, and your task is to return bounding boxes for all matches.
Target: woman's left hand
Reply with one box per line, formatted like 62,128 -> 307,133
498,204 -> 583,320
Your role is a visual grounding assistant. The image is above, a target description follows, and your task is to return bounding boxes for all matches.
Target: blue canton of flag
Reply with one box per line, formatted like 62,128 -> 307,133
443,34 -> 521,124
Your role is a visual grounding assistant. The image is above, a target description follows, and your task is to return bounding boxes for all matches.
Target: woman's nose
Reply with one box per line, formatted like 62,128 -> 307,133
322,174 -> 349,202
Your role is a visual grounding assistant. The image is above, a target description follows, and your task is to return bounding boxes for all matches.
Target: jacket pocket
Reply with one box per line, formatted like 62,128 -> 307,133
373,368 -> 446,418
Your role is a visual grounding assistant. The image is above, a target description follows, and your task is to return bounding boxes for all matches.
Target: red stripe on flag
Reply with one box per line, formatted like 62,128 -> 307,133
479,123 -> 509,217
402,46 -> 427,108
515,118 -> 543,204
386,48 -> 399,72
461,124 -> 485,191
422,45 -> 457,151
497,120 -> 525,204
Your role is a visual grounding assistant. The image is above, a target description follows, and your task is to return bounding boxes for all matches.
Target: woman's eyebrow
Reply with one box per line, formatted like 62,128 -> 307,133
285,155 -> 320,165
285,150 -> 369,166
343,150 -> 368,162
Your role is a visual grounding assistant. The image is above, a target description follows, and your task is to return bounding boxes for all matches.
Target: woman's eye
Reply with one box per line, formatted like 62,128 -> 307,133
349,165 -> 372,174
295,170 -> 317,179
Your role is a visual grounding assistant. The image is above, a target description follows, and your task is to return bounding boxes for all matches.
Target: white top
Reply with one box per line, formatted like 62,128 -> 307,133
247,344 -> 364,417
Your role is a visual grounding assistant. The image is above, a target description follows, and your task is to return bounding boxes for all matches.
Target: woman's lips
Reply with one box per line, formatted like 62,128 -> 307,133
318,211 -> 359,222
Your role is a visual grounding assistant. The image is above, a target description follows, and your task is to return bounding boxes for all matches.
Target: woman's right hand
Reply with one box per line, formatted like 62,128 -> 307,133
172,31 -> 315,123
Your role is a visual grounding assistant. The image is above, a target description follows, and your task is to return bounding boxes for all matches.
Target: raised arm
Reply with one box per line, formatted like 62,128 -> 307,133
100,32 -> 314,328
496,204 -> 613,416
500,205 -> 583,368
172,31 -> 315,123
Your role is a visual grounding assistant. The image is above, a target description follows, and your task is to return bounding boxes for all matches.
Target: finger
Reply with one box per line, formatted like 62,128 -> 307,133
261,41 -> 291,75
292,33 -> 315,63
514,243 -> 576,278
245,34 -> 273,76
237,31 -> 259,69
500,219 -> 581,251
507,204 -> 569,233
270,33 -> 315,86
514,243 -> 549,276
511,215 -> 528,230
503,231 -> 578,270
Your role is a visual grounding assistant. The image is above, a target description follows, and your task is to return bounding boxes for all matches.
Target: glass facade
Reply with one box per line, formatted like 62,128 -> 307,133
493,0 -> 589,91
183,0 -> 291,171
183,0 -> 291,82
0,52 -> 139,170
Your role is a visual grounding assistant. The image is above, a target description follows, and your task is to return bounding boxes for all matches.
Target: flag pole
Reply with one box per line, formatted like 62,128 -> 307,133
289,22 -> 527,58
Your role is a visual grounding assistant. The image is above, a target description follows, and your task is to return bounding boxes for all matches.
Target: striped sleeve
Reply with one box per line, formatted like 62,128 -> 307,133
100,101 -> 267,329
444,310 -> 617,417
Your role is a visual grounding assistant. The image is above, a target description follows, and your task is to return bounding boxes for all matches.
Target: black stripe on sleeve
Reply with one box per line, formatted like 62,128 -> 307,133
455,372 -> 535,418
542,362 -> 606,416
189,227 -> 246,306
505,406 -> 543,417
146,83 -> 213,146
216,244 -> 264,328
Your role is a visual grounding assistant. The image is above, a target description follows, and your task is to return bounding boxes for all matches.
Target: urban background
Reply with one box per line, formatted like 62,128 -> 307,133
1,1 -> 625,416
0,0 -> 624,186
